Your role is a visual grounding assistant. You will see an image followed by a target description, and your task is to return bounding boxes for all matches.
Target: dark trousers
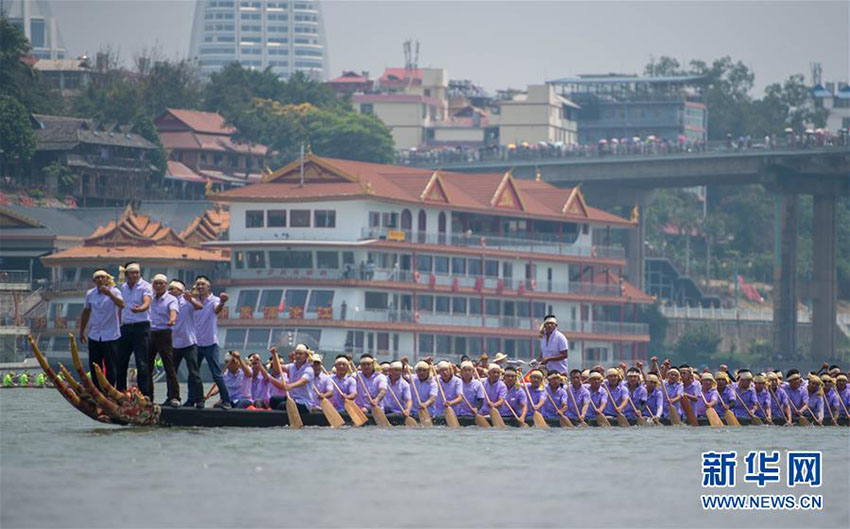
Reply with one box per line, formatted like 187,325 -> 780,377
148,329 -> 180,402
269,396 -> 310,418
87,338 -> 118,391
117,321 -> 151,395
173,344 -> 203,404
196,344 -> 230,403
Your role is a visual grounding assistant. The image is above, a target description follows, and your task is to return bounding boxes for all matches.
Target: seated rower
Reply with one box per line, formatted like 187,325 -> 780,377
500,366 -> 528,423
805,375 -> 825,425
585,371 -> 607,421
312,354 -> 333,406
266,348 -> 289,410
732,370 -> 758,419
540,371 -> 568,419
644,373 -> 664,423
623,368 -> 646,420
328,356 -> 357,413
353,354 -> 387,414
715,371 -> 736,416
784,373 -> 809,421
221,351 -> 253,408
680,366 -> 701,411
662,368 -> 684,421
383,361 -> 412,418
603,368 -> 628,418
248,353 -> 270,408
410,361 -> 438,419
269,344 -> 315,416
693,372 -> 719,418
456,361 -> 485,417
821,375 -> 840,424
524,368 -> 546,417
564,369 -> 590,425
767,372 -> 792,425
479,364 -> 507,417
434,361 -> 463,417
753,374 -> 772,422
836,374 -> 850,419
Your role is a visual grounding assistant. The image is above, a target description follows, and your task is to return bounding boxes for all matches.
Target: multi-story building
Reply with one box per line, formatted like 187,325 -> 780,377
549,75 -> 708,143
188,0 -> 329,80
813,81 -> 850,131
156,108 -> 270,198
2,0 -> 65,60
352,93 -> 447,150
32,57 -> 94,95
499,84 -> 579,146
36,206 -> 229,363
211,154 -> 652,367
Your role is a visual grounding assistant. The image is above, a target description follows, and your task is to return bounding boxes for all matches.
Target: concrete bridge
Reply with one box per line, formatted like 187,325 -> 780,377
408,147 -> 850,359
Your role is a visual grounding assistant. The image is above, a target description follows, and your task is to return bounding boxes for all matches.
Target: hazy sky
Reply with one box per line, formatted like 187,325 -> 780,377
47,0 -> 848,94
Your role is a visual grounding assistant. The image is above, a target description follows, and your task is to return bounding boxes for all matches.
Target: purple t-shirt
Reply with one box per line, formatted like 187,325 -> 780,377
383,377 -> 411,414
479,378 -> 507,415
251,373 -> 269,402
645,387 -> 664,418
286,362 -> 315,407
769,387 -> 789,418
120,279 -> 153,324
694,388 -> 719,417
455,378 -> 485,416
353,371 -> 387,411
193,294 -> 220,347
500,386 -> 528,418
539,329 -> 569,374
732,383 -> 757,418
171,296 -> 197,349
84,286 -> 123,341
624,384 -> 647,419
434,375 -> 462,416
785,386 -> 809,415
586,385 -> 607,419
564,384 -> 590,420
662,382 -> 683,419
603,381 -> 628,417
150,292 -> 178,331
411,377 -> 438,416
540,386 -> 568,419
223,369 -> 251,402
328,374 -> 356,411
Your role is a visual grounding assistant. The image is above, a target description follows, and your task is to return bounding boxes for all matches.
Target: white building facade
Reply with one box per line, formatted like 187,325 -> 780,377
2,0 -> 66,59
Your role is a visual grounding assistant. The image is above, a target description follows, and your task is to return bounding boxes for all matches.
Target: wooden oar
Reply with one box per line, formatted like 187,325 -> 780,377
753,392 -> 772,425
408,371 -> 433,427
822,390 -> 838,426
566,384 -> 588,428
517,369 -> 549,428
355,369 -> 390,428
433,368 -> 460,428
544,386 -> 574,428
786,396 -> 810,426
322,366 -> 367,427
769,387 -> 793,426
603,384 -> 629,427
386,380 -> 418,427
716,392 -> 740,427
680,391 -> 699,426
502,396 -> 528,428
700,393 -> 724,427
660,381 -> 682,425
732,389 -> 763,425
625,393 -> 648,426
459,390 -> 490,428
835,391 -> 850,427
286,393 -> 303,429
473,371 -> 506,428
312,384 -> 345,428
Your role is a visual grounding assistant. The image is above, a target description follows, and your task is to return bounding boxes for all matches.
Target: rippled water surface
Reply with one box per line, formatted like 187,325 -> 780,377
2,385 -> 848,528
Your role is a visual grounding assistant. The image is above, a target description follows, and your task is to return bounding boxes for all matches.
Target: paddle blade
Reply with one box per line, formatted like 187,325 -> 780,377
474,413 -> 491,428
751,414 -> 764,426
286,397 -> 303,429
705,407 -> 724,427
797,415 -> 810,426
404,415 -> 419,428
595,414 -> 611,427
489,408 -> 507,429
559,414 -> 574,428
320,397 -> 345,428
519,417 -> 530,428
418,406 -> 433,427
635,414 -> 648,426
681,397 -> 699,426
723,409 -> 741,427
532,411 -> 549,428
616,413 -> 630,428
372,406 -> 391,428
444,406 -> 460,428
668,405 -> 682,425
344,400 -> 367,427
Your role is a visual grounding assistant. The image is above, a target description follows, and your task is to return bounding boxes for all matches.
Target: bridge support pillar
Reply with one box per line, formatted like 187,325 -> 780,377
625,193 -> 647,290
812,194 -> 837,358
772,192 -> 798,358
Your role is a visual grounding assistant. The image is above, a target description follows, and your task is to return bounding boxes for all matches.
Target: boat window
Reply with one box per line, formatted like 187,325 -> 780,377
247,251 -> 266,268
307,290 -> 334,311
364,292 -> 388,310
451,257 -> 466,275
267,209 -> 287,227
246,328 -> 270,350
454,337 -> 467,355
484,260 -> 499,277
417,295 -> 433,312
468,298 -> 482,315
416,254 -> 432,272
468,259 -> 482,276
269,250 -> 312,268
246,210 -> 264,228
436,335 -> 451,355
66,303 -> 84,321
435,296 -> 450,313
485,299 -> 500,316
284,289 -> 308,308
237,290 -> 259,311
290,209 -> 310,227
434,256 -> 449,274
224,329 -> 247,350
452,297 -> 467,314
418,334 -> 434,354
486,338 -> 500,355
259,289 -> 282,309
316,251 -> 338,269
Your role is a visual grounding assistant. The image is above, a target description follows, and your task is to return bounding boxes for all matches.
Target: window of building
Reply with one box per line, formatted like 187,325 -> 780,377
269,250 -> 313,268
358,103 -> 373,115
246,210 -> 264,228
485,299 -> 500,316
267,209 -> 286,227
434,296 -> 450,313
436,335 -> 451,354
316,251 -> 338,269
434,256 -> 449,274
233,251 -> 245,269
373,332 -> 388,353
382,212 -> 398,228
259,289 -> 283,309
247,251 -> 265,268
517,302 -> 530,318
62,267 -> 77,282
484,260 -> 499,277
246,328 -> 270,349
416,255 -> 432,272
314,210 -> 336,228
485,338 -> 501,355
468,259 -> 482,276
284,289 -> 308,308
307,290 -> 334,311
418,295 -> 433,312
453,336 -> 466,355
451,257 -> 466,275
30,19 -> 45,48
224,329 -> 247,350
237,289 -> 259,311
469,298 -> 482,315
364,292 -> 388,310
532,302 -> 546,318
290,209 -> 310,227
452,297 -> 467,314
368,211 -> 380,228
419,334 -> 434,354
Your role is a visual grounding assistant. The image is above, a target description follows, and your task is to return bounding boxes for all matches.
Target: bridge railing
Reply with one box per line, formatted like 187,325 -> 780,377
658,305 -> 850,324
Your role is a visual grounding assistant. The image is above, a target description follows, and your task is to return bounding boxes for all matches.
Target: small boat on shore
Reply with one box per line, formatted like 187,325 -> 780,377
29,335 -> 849,428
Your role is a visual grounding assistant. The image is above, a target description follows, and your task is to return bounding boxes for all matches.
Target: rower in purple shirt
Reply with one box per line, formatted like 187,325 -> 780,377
564,369 -> 590,424
752,374 -> 772,422
732,371 -> 758,419
767,372 -> 792,425
456,361 -> 485,417
836,374 -> 850,419
715,371 -> 737,418
479,364 -> 507,416
524,369 -> 546,416
328,356 -> 357,412
679,366 -> 701,413
662,368 -> 684,420
283,345 -> 316,411
805,375 -> 825,425
383,361 -> 412,416
311,354 -> 333,402
221,351 -> 253,408
434,361 -> 463,416
247,353 -> 271,408
821,375 -> 841,424
585,372 -> 607,420
644,374 -> 664,422
148,274 -> 180,406
410,362 -> 438,418
500,366 -> 528,422
623,368 -> 647,420
353,354 -> 387,414
693,372 -> 720,418
541,371 -> 568,419
784,373 -> 809,420
603,368 -> 628,418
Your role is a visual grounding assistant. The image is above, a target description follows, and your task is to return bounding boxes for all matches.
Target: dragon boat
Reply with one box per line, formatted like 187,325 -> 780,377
28,335 -> 848,428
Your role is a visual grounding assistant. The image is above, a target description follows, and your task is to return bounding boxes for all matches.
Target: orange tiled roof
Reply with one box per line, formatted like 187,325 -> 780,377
162,108 -> 237,135
180,208 -> 230,247
41,245 -> 228,264
216,155 -> 635,227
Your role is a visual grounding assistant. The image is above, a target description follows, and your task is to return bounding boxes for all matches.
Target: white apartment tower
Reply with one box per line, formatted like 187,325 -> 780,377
188,0 -> 328,80
1,0 -> 66,59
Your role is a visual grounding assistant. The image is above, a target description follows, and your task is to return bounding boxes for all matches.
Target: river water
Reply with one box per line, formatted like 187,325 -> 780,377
1,384 -> 848,528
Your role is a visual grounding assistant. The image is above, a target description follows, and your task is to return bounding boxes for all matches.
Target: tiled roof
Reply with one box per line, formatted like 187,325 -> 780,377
165,160 -> 205,183
160,108 -> 237,135
216,155 -> 635,227
31,114 -> 156,151
41,245 -> 227,264
180,208 -> 230,247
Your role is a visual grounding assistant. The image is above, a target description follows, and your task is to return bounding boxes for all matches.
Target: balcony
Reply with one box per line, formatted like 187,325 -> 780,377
0,270 -> 30,291
361,227 -> 626,259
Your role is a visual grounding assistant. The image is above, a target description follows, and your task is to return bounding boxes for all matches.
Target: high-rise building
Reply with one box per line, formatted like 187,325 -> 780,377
188,0 -> 328,80
1,0 -> 66,59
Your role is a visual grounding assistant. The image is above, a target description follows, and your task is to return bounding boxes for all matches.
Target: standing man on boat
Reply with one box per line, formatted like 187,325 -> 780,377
169,280 -> 204,408
148,274 -> 180,407
79,269 -> 124,391
193,275 -> 231,409
116,262 -> 153,396
538,315 -> 569,376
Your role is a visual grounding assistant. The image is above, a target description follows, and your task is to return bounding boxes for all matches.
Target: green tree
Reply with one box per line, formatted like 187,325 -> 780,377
0,16 -> 53,112
674,323 -> 722,366
0,94 -> 36,176
135,57 -> 203,118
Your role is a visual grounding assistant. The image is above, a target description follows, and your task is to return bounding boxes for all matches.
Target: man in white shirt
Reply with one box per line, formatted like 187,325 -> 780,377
78,269 -> 125,391
538,314 -> 569,375
116,262 -> 153,396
